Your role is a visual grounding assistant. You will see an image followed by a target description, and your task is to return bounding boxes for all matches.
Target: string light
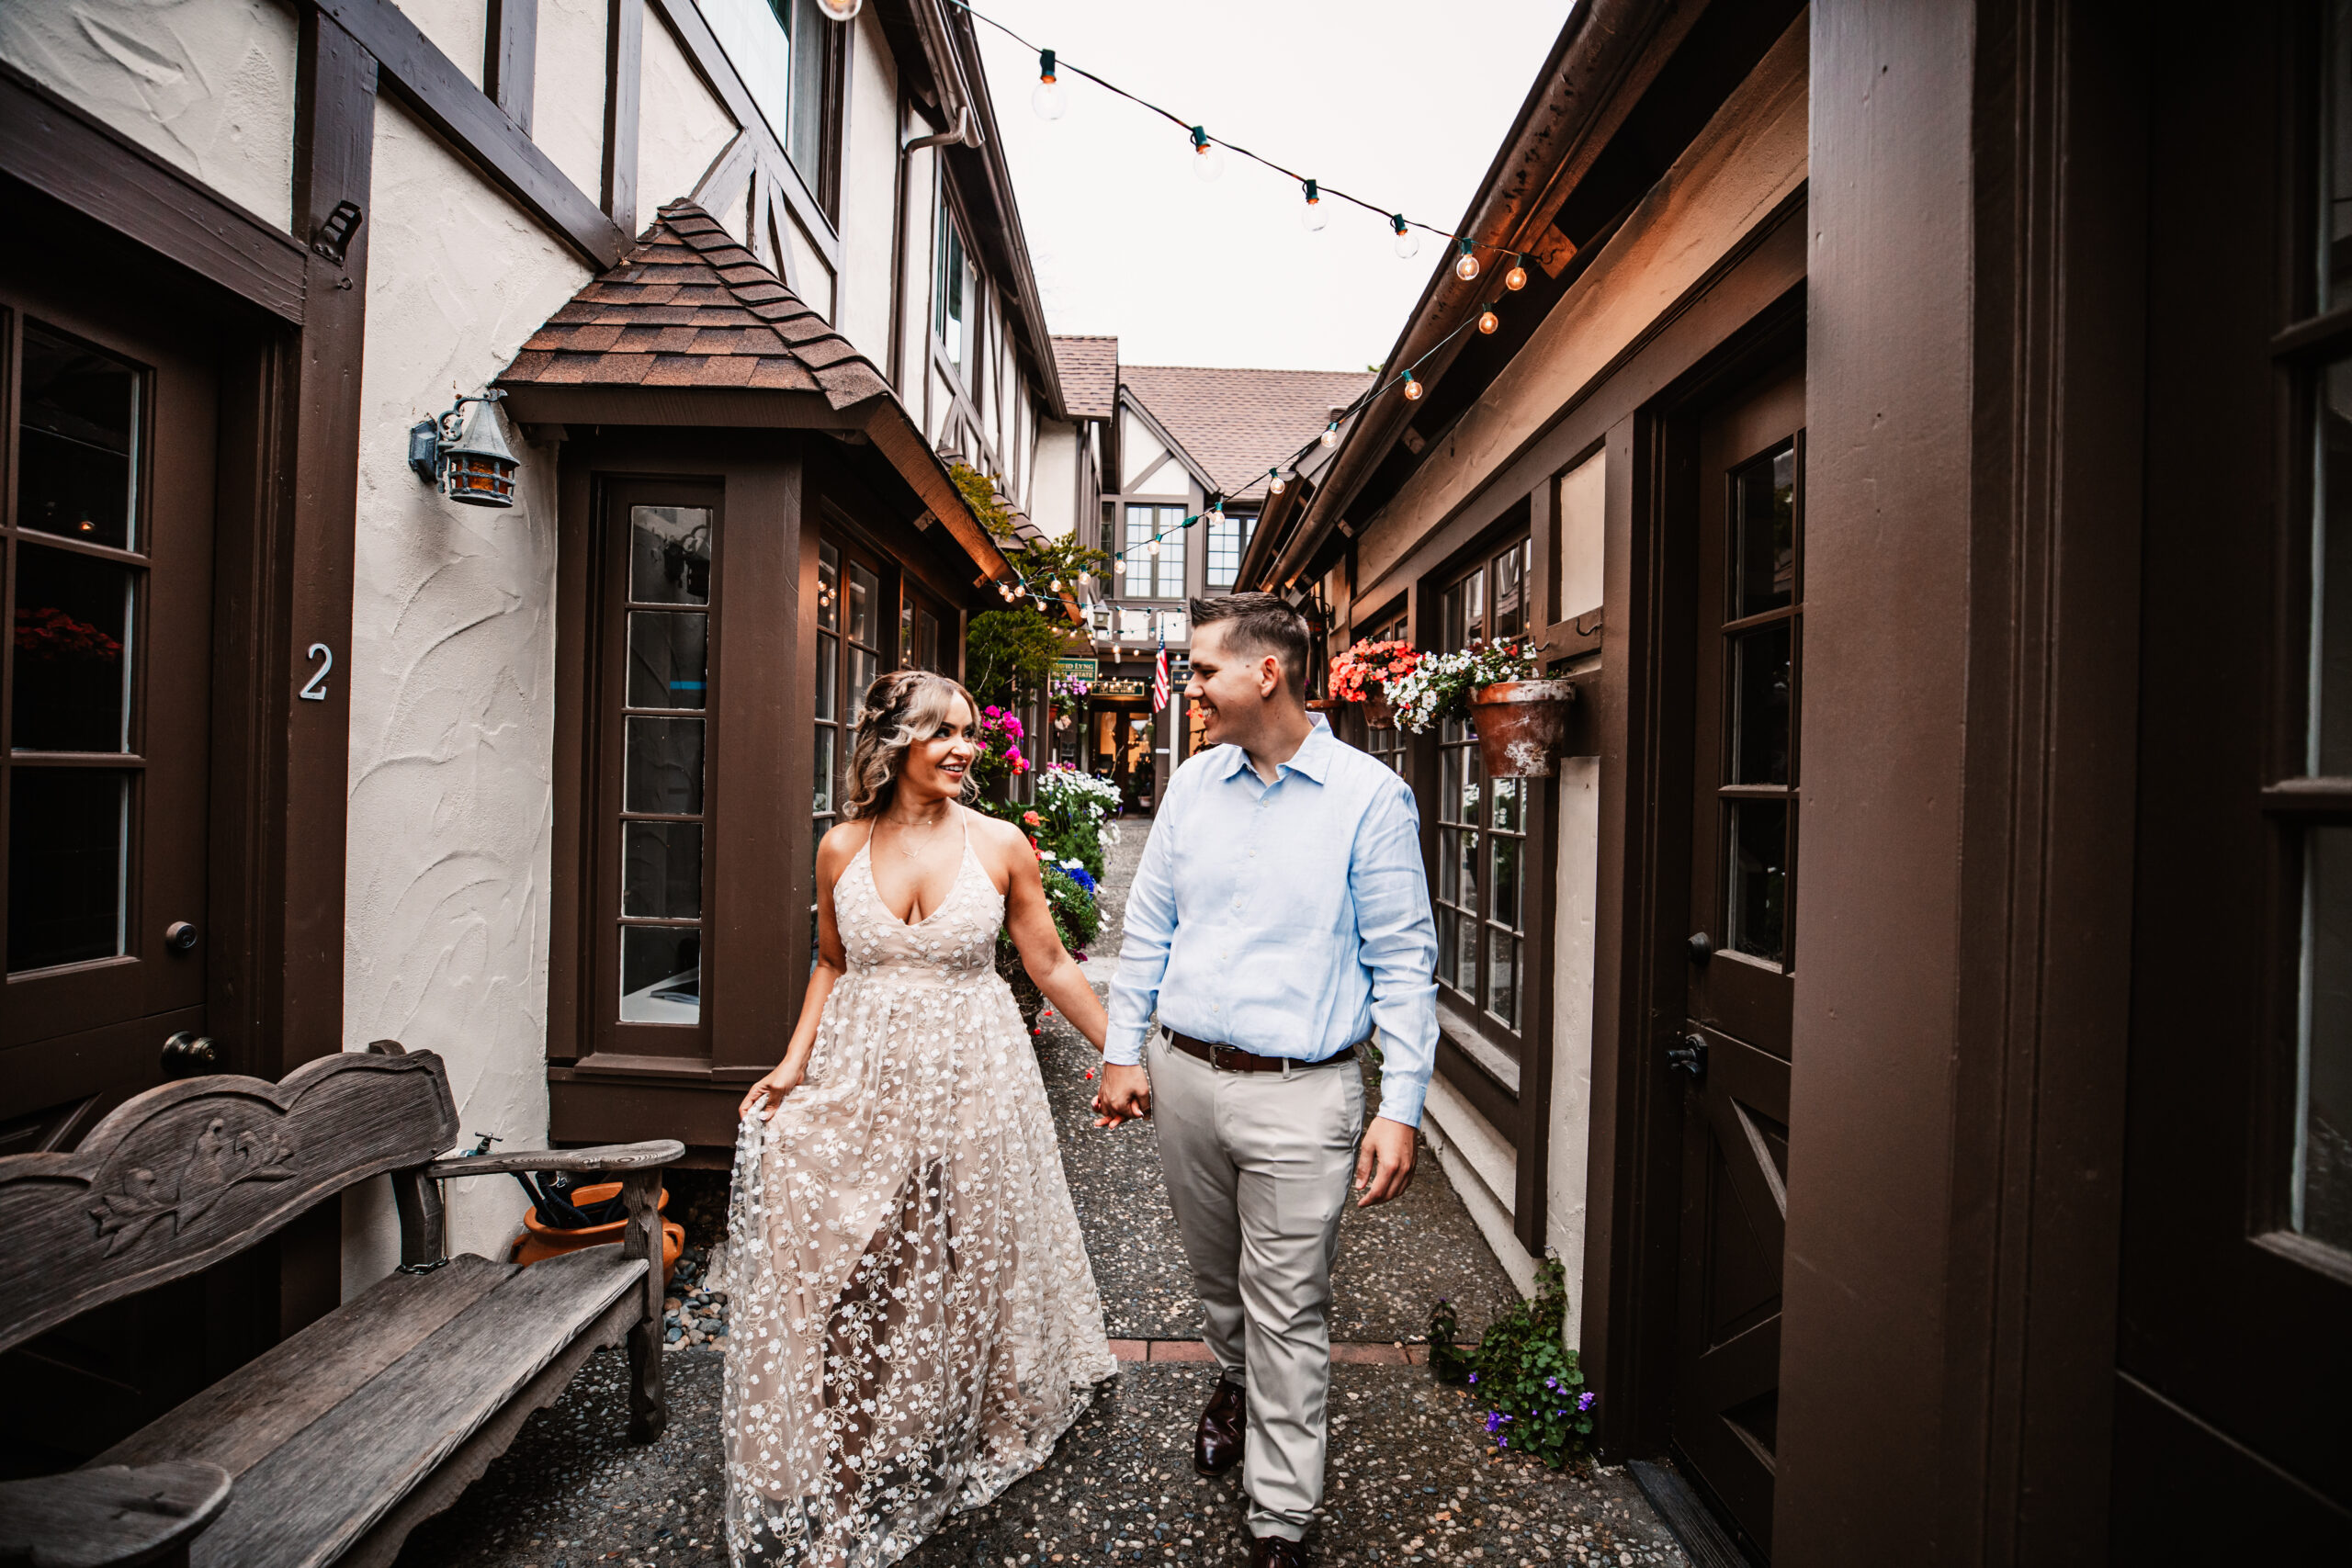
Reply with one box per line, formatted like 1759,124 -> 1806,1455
815,0 -> 862,18
1112,558 -> 1125,575
1478,304 -> 1500,334
1147,536 -> 1161,556
1391,215 -> 1420,260
1189,126 -> 1225,182
1270,468 -> 1287,495
1402,367 -> 1424,400
1300,178 -> 1326,231
1453,238 -> 1481,282
1504,254 -> 1529,291
1032,48 -> 1065,119
1321,423 -> 1340,448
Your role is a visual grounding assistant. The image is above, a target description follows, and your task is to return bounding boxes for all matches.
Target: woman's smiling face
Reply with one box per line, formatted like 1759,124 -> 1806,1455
899,694 -> 979,803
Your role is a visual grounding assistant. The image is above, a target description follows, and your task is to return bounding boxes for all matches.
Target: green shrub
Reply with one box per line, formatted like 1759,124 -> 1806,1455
1429,1256 -> 1595,1468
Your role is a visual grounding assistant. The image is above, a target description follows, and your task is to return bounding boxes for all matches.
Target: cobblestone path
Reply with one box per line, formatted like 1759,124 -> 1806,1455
395,812 -> 1690,1568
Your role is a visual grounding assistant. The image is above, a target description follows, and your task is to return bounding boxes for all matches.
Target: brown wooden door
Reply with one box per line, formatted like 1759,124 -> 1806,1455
1670,367 -> 1803,1558
0,263 -> 222,1470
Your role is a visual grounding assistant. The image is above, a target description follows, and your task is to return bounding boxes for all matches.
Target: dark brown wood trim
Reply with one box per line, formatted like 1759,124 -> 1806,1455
1515,769 -> 1559,1254
314,0 -> 628,268
602,0 -> 644,236
0,63 -> 306,323
484,0 -> 539,134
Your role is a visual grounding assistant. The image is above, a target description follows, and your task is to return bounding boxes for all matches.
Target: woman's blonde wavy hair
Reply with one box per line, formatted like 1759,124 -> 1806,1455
842,669 -> 981,819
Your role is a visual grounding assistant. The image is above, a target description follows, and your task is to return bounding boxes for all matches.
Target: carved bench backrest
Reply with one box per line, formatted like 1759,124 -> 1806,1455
0,1042 -> 459,1356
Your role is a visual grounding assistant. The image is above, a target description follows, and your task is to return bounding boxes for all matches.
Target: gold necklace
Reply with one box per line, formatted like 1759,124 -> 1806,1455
884,803 -> 951,860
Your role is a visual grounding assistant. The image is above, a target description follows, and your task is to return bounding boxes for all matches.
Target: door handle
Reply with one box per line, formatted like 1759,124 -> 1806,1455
1666,1032 -> 1708,1077
1687,931 -> 1714,963
162,1032 -> 217,1078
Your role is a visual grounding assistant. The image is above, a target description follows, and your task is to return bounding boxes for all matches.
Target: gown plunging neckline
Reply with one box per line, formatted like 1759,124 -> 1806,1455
862,808 -> 973,931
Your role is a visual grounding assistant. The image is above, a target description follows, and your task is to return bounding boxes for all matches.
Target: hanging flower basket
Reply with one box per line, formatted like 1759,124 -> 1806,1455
1329,637 -> 1419,730
1361,686 -> 1398,729
1470,680 -> 1577,778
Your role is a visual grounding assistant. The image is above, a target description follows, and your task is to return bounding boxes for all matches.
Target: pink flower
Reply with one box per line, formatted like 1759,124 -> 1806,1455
1023,810 -> 1042,826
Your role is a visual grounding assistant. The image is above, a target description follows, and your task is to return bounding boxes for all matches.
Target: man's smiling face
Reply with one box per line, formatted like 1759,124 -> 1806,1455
1185,622 -> 1276,750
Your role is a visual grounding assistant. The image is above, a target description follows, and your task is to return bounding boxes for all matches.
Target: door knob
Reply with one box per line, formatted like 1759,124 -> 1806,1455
162,1032 -> 217,1077
164,920 -> 199,952
1687,931 -> 1714,963
1666,1032 -> 1708,1077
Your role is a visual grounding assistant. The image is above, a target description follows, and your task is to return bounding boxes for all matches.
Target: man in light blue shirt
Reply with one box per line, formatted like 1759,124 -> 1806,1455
1096,593 -> 1437,1566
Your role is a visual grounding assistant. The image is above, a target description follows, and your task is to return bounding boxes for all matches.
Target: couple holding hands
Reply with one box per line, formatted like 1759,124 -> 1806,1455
724,592 -> 1438,1567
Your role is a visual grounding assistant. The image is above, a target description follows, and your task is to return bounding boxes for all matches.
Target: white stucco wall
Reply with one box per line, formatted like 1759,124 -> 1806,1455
0,0 -> 297,231
638,6 -> 737,219
533,0 -> 608,203
832,7 -> 899,357
1546,752 -> 1602,1346
339,98 -> 592,1295
1031,420 -> 1078,538
396,0 -> 488,90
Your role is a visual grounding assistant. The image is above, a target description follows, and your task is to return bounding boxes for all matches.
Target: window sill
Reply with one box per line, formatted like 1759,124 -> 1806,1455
1436,991 -> 1521,1097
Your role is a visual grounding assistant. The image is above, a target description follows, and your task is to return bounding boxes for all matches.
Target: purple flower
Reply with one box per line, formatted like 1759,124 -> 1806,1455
1465,1372 -> 1477,1384
1577,1391 -> 1596,1412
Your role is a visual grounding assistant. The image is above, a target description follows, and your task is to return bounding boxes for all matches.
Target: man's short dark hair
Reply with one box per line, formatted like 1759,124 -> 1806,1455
1190,592 -> 1311,698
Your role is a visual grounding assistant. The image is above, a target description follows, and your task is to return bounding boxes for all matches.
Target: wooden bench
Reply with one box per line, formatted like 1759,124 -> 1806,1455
0,1041 -> 683,1567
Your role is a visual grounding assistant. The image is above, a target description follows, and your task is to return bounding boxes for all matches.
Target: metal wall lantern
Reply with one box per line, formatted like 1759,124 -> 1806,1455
408,389 -> 519,507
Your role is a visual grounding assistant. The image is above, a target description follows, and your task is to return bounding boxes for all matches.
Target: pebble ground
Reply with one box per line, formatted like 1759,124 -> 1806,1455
393,811 -> 1689,1568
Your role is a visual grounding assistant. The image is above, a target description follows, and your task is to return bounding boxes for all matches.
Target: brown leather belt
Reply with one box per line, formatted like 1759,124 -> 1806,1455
1167,1030 -> 1356,1074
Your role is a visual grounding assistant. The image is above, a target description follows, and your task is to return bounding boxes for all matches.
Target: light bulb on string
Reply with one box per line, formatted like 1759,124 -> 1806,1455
1299,178 -> 1326,231
1402,367 -> 1424,401
1147,536 -> 1161,557
1321,423 -> 1339,448
1032,49 -> 1065,120
1453,238 -> 1481,282
1391,215 -> 1420,260
1504,254 -> 1529,291
1478,304 -> 1500,334
1189,127 -> 1225,182
1270,468 -> 1287,496
814,0 -> 862,17
1112,557 -> 1125,577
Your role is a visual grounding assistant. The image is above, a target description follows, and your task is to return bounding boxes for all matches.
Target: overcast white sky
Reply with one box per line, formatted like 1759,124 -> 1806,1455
965,0 -> 1578,373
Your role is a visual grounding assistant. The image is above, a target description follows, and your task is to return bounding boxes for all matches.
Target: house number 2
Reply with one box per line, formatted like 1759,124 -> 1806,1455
300,643 -> 334,702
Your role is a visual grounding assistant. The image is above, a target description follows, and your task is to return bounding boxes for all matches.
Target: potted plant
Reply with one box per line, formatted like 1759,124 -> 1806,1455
1387,638 -> 1577,777
1329,637 -> 1421,728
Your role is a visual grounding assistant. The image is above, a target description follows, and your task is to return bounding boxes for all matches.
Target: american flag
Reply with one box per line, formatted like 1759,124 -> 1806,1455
1151,638 -> 1170,715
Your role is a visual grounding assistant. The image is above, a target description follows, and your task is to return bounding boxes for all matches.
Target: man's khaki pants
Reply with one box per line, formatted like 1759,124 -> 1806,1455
1147,1031 -> 1365,1542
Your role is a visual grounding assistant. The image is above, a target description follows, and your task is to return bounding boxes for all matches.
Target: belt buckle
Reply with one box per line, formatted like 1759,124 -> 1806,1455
1208,1043 -> 1244,1072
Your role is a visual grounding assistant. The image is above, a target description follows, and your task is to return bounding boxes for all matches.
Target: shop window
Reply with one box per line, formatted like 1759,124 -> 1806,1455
1125,503 -> 1186,599
1360,604 -> 1408,780
812,537 -> 883,902
1432,537 -> 1533,1044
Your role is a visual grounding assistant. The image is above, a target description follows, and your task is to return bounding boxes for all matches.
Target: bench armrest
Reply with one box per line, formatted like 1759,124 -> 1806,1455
419,1140 -> 685,1181
0,1461 -> 231,1567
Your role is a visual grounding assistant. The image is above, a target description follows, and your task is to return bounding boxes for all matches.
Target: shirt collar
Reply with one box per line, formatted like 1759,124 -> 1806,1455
1217,714 -> 1336,784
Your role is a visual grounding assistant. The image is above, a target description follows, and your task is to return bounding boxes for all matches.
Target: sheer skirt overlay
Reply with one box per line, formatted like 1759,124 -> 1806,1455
723,831 -> 1116,1564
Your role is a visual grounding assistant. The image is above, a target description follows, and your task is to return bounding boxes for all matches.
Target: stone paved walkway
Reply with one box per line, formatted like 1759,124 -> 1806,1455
394,811 -> 1689,1568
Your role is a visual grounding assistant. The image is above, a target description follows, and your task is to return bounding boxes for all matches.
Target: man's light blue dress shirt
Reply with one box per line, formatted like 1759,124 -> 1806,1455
1104,716 -> 1441,1127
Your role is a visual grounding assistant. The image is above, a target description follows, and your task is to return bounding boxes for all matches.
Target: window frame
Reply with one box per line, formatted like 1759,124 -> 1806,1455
1123,502 -> 1188,601
770,0 -> 846,219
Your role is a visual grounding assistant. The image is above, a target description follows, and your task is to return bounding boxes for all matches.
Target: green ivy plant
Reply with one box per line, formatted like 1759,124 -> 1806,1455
966,610 -> 1074,709
1429,1256 -> 1596,1468
952,461 -> 1109,600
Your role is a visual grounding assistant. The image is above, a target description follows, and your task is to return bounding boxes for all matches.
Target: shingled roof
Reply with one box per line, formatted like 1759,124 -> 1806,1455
502,201 -> 889,406
497,201 -> 1007,585
1052,335 -> 1119,420
1120,365 -> 1375,503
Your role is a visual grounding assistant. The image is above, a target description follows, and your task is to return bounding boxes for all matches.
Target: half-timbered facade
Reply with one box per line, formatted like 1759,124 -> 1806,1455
0,0 -> 1071,1461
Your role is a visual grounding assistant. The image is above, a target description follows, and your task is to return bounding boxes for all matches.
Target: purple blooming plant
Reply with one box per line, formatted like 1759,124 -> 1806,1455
1430,1255 -> 1596,1468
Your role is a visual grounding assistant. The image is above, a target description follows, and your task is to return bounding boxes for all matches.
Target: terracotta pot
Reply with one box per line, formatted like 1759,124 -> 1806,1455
1361,686 -> 1397,729
1469,680 -> 1577,777
510,1180 -> 684,1284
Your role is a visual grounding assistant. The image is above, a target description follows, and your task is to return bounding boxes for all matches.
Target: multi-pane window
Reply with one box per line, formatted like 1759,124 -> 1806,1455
6,322 -> 140,973
1718,446 -> 1799,963
1362,606 -> 1408,779
1125,503 -> 1186,599
899,589 -> 945,674
812,539 -> 881,890
1432,538 -> 1534,1038
768,0 -> 842,213
934,206 -> 977,389
616,505 -> 715,1025
1206,510 -> 1253,591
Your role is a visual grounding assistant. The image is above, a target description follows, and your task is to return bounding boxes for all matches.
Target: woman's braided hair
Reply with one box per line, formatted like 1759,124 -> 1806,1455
842,669 -> 981,819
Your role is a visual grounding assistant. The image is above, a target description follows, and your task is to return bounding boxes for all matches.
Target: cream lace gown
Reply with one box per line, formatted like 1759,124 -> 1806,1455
722,819 -> 1117,1564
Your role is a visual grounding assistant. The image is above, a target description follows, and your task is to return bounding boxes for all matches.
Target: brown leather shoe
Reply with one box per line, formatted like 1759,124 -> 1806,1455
1250,1535 -> 1308,1567
1193,1378 -> 1246,1475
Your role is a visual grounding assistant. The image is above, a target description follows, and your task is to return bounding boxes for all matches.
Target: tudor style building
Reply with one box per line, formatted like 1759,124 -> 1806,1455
1240,1 -> 2352,1561
0,0 -> 1077,1465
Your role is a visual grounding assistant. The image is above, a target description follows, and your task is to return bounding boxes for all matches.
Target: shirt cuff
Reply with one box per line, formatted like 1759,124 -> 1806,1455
1375,1074 -> 1427,1129
1103,1028 -> 1150,1066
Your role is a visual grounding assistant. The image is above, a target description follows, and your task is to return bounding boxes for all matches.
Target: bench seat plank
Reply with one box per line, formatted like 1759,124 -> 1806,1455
188,1245 -> 646,1568
0,1461 -> 231,1568
96,1256 -> 512,1478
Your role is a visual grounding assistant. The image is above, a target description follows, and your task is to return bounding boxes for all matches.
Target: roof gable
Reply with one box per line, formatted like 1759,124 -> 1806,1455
1052,335 -> 1119,420
1119,366 -> 1375,503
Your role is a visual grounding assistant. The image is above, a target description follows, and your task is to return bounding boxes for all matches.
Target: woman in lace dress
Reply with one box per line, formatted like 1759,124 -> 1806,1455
724,670 -> 1117,1564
